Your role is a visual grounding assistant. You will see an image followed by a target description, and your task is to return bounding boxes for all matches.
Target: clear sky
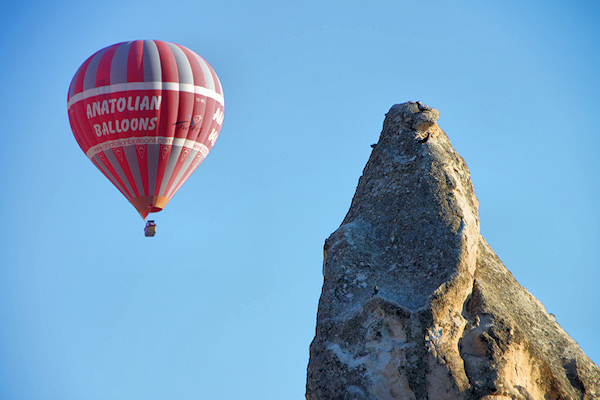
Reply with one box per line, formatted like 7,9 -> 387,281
1,1 -> 598,399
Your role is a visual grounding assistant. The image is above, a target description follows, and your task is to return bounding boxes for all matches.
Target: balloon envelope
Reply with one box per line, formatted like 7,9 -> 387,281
67,40 -> 224,219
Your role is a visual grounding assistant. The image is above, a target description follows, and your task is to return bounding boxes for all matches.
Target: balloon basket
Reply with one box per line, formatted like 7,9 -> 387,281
144,220 -> 156,237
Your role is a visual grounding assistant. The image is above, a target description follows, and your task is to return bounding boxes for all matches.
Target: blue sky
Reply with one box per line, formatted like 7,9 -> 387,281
1,1 -> 599,399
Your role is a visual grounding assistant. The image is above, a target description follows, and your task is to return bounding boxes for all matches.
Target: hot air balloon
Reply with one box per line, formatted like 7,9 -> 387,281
67,40 -> 224,235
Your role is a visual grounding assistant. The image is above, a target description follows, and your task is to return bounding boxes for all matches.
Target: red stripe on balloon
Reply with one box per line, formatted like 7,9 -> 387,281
135,144 -> 149,196
197,99 -> 217,147
177,45 -> 206,88
155,41 -> 179,83
180,47 -> 208,144
72,56 -> 94,96
95,45 -> 118,87
162,146 -> 191,197
111,147 -> 140,198
154,144 -> 172,196
127,41 -> 145,83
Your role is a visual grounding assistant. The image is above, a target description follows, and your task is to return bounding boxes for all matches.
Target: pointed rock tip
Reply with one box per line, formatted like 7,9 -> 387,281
385,101 -> 440,132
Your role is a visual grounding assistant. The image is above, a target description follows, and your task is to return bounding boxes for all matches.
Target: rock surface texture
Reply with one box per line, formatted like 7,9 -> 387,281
306,102 -> 600,399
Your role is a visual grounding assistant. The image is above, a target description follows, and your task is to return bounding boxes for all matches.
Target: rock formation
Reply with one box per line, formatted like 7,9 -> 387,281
306,102 -> 600,399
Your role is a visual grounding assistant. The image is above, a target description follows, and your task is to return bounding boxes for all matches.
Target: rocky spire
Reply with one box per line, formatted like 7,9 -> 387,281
306,102 -> 600,399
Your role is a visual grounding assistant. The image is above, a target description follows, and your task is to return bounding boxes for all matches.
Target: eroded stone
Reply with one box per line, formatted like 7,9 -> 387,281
306,102 -> 600,399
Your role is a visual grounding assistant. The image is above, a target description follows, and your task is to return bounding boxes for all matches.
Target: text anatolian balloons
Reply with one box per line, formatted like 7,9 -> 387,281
67,40 -> 224,219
